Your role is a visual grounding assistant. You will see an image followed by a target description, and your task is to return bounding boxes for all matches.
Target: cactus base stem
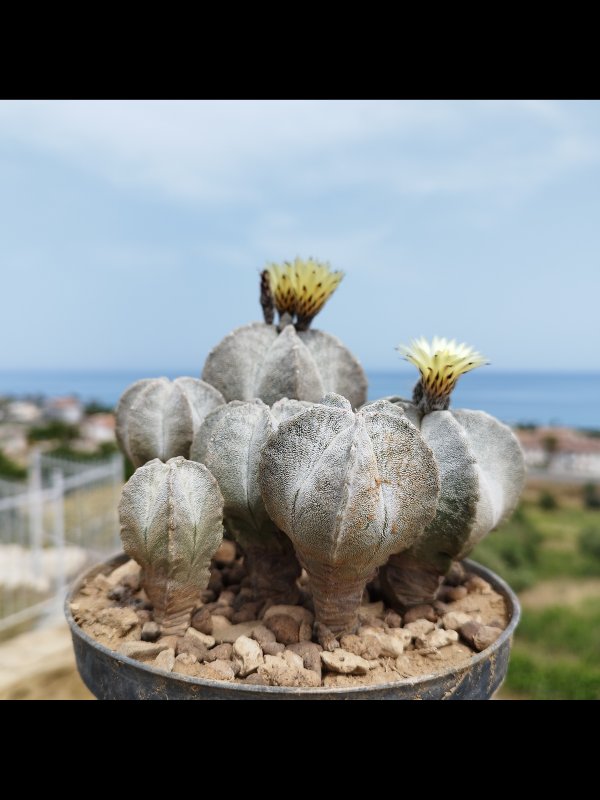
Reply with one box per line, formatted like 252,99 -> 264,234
380,552 -> 444,610
300,555 -> 369,640
242,534 -> 302,605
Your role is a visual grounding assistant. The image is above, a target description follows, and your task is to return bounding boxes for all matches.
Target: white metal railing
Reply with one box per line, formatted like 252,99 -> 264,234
0,449 -> 124,634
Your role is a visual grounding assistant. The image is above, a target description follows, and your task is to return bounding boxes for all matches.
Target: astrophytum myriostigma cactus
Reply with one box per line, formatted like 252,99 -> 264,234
260,394 -> 440,647
118,457 -> 224,635
190,398 -> 313,605
116,377 -> 225,467
201,259 -> 368,408
378,338 -> 526,609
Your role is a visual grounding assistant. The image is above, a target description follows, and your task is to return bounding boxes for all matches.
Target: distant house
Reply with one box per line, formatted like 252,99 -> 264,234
44,396 -> 84,425
7,401 -> 42,424
81,413 -> 116,444
0,425 -> 28,458
516,427 -> 600,479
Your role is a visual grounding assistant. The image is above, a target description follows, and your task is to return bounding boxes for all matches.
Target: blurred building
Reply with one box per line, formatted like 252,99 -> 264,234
80,413 -> 116,444
44,396 -> 83,425
6,401 -> 42,424
516,427 -> 600,479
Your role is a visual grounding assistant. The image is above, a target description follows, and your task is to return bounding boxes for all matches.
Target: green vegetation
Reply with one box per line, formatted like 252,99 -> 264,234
583,482 -> 600,509
27,420 -> 78,443
46,441 -> 120,462
579,525 -> 600,561
471,489 -> 600,700
539,489 -> 558,511
0,450 -> 27,481
84,400 -> 114,415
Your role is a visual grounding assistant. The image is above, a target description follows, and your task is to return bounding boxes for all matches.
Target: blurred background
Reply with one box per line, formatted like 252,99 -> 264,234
0,99 -> 599,699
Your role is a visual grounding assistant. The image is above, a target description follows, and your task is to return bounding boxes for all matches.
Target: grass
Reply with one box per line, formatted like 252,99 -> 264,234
471,485 -> 600,700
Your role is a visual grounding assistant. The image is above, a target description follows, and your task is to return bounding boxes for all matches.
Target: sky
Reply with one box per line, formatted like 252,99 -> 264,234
0,99 -> 599,372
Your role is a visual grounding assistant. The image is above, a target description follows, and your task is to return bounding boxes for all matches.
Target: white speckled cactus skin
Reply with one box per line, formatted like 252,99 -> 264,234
259,394 -> 440,644
378,396 -> 526,608
118,457 -> 224,635
202,322 -> 367,408
190,398 -> 313,604
116,377 -> 225,468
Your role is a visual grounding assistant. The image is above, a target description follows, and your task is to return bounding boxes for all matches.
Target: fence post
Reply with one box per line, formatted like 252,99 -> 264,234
28,448 -> 44,580
51,469 -> 66,616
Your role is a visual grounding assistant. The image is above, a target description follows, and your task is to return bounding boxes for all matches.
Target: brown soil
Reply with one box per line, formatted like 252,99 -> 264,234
70,547 -> 509,689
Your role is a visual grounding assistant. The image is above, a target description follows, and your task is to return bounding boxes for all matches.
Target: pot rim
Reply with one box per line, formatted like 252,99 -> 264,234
65,554 -> 520,696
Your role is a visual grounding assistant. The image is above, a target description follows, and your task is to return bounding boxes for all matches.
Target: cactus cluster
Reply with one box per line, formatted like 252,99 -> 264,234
114,260 -> 525,650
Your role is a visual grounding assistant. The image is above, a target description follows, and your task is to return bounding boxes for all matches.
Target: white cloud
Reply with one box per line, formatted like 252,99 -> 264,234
1,100 -> 596,208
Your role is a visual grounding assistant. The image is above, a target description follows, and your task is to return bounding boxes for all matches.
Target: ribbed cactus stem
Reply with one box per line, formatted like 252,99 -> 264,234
380,552 -> 445,610
141,566 -> 199,635
300,556 -> 369,639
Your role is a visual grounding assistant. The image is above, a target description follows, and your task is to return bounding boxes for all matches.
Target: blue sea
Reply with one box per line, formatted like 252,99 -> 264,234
0,369 -> 598,429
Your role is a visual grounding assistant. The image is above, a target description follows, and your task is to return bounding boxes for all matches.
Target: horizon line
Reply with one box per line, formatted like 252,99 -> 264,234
1,366 -> 600,375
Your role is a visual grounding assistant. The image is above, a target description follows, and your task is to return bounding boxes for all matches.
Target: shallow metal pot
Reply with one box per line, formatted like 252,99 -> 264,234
66,554 -> 520,700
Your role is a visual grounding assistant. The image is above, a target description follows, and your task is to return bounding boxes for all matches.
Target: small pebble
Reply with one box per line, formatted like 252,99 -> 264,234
358,627 -> 405,657
465,576 -> 493,595
154,648 -> 175,672
416,629 -> 459,650
321,649 -> 370,676
204,643 -> 233,662
141,621 -> 160,642
464,623 -> 503,652
232,607 -> 259,624
384,610 -> 403,628
233,636 -> 264,677
206,659 -> 236,681
262,641 -> 285,656
439,585 -> 468,602
287,642 -> 323,677
173,652 -> 198,677
191,607 -> 213,635
211,618 -> 260,644
442,611 -> 472,631
213,540 -> 237,566
298,621 -> 313,641
107,559 -> 141,588
97,606 -> 139,636
403,604 -> 437,624
265,614 -> 300,645
159,635 -> 179,651
176,637 -> 209,662
263,605 -> 314,625
184,627 -> 215,649
403,619 -> 435,638
118,641 -> 169,661
258,655 -> 320,687
218,590 -> 236,606
252,624 -> 276,646
283,650 -> 305,670
340,634 -> 381,660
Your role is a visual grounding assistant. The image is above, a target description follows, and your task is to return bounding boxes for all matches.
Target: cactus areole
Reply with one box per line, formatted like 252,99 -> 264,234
202,259 -> 368,408
378,338 -> 526,610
